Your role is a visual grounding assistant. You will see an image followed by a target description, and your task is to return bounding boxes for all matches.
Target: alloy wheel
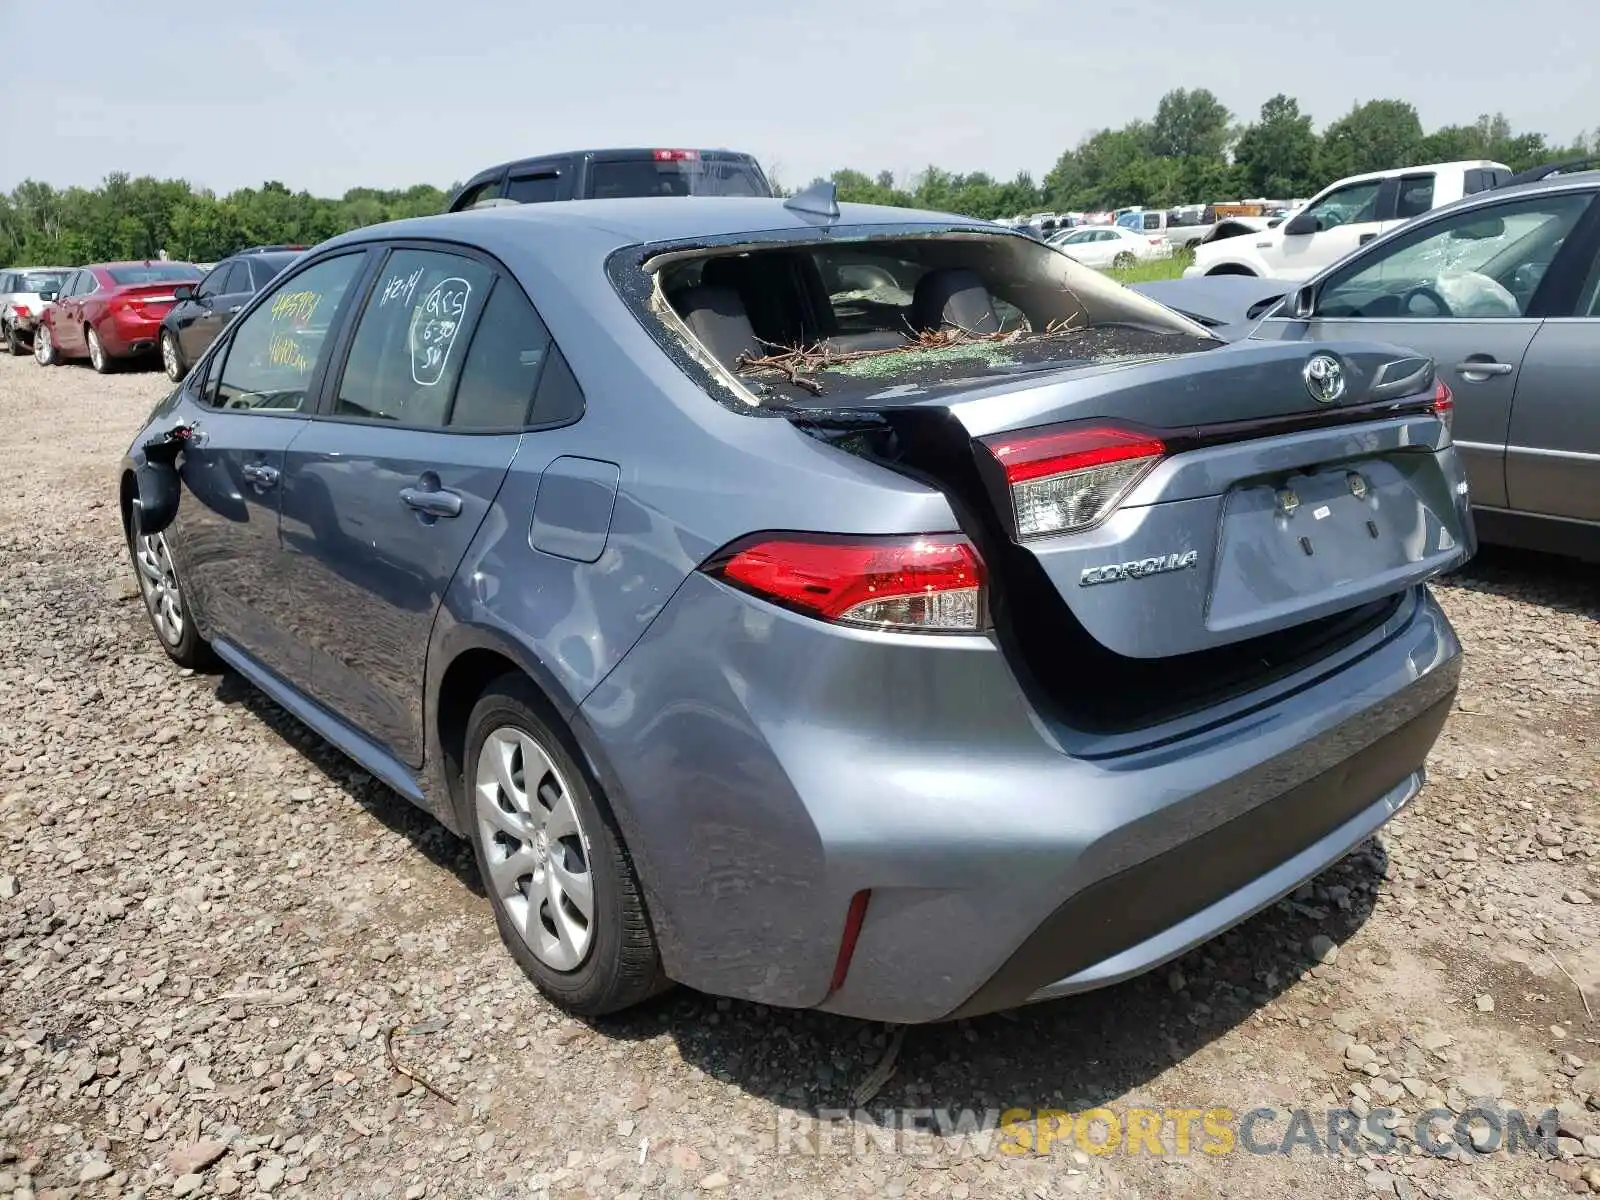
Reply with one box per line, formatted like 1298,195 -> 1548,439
88,329 -> 106,372
161,332 -> 181,381
133,527 -> 185,646
475,727 -> 595,972
34,326 -> 52,365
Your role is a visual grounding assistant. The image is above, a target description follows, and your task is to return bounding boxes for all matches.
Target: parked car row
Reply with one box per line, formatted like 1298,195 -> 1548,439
2,245 -> 307,376
1046,223 -> 1174,268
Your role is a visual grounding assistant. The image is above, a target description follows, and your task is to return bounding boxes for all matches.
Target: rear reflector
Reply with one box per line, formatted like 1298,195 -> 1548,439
828,890 -> 871,994
981,424 -> 1166,540
1430,378 -> 1454,439
706,534 -> 985,632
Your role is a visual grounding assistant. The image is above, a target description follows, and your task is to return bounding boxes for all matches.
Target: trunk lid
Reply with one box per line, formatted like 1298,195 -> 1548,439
791,338 -> 1472,662
115,282 -> 194,313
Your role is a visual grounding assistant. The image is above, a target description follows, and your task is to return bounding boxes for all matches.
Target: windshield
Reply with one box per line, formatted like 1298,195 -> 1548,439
108,264 -> 201,285
14,271 -> 69,293
644,232 -> 1217,409
588,156 -> 770,199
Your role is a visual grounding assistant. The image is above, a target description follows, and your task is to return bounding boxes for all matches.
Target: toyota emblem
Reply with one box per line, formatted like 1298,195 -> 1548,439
1303,354 -> 1346,404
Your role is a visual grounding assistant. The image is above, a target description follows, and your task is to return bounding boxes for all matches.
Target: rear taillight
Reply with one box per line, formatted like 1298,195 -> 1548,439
11,304 -> 30,319
1430,378 -> 1454,439
981,423 -> 1166,540
705,534 -> 985,633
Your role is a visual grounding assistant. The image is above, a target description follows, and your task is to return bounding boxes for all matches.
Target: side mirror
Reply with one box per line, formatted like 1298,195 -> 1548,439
1283,212 -> 1318,237
1289,284 -> 1316,320
173,284 -> 195,302
37,290 -> 57,303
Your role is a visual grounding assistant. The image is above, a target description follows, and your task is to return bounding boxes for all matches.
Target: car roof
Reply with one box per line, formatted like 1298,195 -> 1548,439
467,147 -> 760,180
319,196 -> 996,259
1420,168 -> 1600,219
1328,159 -> 1509,188
221,249 -> 300,265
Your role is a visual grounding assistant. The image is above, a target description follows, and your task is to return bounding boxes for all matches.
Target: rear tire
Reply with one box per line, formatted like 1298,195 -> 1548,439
5,324 -> 26,356
463,675 -> 666,1017
1113,251 -> 1136,269
34,324 -> 58,366
87,326 -> 118,374
161,330 -> 187,382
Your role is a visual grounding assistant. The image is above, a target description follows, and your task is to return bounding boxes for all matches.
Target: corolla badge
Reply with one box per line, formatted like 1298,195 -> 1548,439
1303,354 -> 1346,404
1080,550 -> 1199,587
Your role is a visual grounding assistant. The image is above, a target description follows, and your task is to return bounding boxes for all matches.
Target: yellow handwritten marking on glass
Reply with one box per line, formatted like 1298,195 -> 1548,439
271,290 -> 322,327
269,334 -> 310,370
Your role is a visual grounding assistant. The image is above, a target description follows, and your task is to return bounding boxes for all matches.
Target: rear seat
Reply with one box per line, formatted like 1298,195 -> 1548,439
911,268 -> 1002,335
674,285 -> 762,369
675,261 -> 1006,370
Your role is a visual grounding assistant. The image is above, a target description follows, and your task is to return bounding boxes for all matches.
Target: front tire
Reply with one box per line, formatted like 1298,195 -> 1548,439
464,676 -> 665,1016
127,503 -> 214,670
87,326 -> 118,374
34,324 -> 58,366
161,330 -> 187,382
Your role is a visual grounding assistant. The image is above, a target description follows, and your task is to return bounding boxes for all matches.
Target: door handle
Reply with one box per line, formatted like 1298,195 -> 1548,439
227,306 -> 242,314
1454,360 -> 1514,379
400,486 -> 462,518
241,462 -> 280,488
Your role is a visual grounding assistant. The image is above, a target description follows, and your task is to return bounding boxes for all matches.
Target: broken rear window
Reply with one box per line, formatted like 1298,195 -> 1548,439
639,232 -> 1220,408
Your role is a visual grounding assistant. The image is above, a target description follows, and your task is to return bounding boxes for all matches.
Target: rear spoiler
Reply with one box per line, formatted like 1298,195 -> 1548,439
1498,156 -> 1600,188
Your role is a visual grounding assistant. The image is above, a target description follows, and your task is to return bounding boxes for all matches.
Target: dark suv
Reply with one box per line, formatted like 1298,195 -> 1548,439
446,148 -> 773,212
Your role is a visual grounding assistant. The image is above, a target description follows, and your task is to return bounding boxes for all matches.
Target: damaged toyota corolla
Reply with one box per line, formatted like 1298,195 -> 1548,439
119,185 -> 1474,1023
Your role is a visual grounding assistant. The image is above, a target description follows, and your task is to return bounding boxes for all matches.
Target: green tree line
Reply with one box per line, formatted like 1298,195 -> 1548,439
3,91 -> 1596,266
817,92 -> 1597,219
0,175 -> 450,266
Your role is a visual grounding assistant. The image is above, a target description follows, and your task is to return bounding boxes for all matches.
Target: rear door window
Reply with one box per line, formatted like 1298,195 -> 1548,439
332,248 -> 493,427
1395,174 -> 1436,220
505,165 -> 572,204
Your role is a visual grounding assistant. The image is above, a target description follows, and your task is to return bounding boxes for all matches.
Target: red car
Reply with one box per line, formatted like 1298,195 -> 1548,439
34,261 -> 203,373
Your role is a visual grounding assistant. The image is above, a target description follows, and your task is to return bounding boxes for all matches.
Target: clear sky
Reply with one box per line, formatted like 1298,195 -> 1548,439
3,0 -> 1595,197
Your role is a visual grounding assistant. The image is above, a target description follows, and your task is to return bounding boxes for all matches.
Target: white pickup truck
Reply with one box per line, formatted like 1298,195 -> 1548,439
1185,160 -> 1513,280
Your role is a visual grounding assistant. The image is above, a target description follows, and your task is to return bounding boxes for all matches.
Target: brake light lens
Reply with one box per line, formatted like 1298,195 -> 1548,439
652,149 -> 700,162
1430,378 -> 1454,439
11,304 -> 30,319
706,534 -> 985,632
982,423 -> 1166,539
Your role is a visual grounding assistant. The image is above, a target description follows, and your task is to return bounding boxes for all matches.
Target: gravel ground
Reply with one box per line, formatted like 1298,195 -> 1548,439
0,351 -> 1597,1200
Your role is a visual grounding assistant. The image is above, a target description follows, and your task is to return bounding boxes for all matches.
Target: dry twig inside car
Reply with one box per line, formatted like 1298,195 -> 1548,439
737,325 -> 1027,394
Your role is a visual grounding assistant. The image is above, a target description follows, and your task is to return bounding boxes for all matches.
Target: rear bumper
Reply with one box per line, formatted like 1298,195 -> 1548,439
105,312 -> 162,356
947,697 -> 1445,1018
579,577 -> 1460,1023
